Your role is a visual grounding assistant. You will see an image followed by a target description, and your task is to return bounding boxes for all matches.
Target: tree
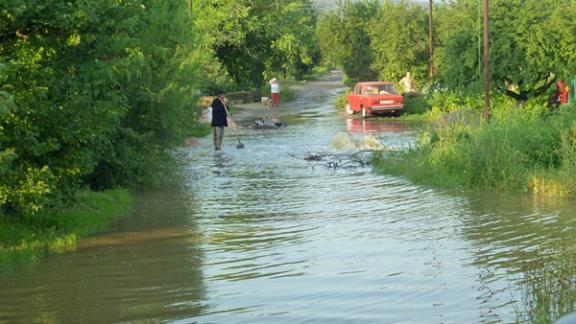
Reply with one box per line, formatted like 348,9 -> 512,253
434,0 -> 483,90
0,0 -> 207,215
491,0 -> 576,104
196,0 -> 320,89
436,0 -> 576,105
368,0 -> 429,85
316,0 -> 379,85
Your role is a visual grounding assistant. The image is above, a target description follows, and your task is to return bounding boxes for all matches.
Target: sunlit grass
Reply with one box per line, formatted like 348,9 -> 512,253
373,104 -> 576,198
0,189 -> 132,269
527,171 -> 575,198
188,122 -> 211,137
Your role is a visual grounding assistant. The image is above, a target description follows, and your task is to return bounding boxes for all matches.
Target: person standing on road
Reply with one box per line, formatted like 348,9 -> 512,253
211,90 -> 228,150
269,77 -> 280,124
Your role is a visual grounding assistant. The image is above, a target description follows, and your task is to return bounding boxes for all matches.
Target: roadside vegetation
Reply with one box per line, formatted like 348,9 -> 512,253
374,103 -> 576,197
0,189 -> 132,269
0,0 -> 320,267
317,0 -> 576,198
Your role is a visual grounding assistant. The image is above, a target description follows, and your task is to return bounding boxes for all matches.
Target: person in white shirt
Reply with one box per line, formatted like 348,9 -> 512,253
398,71 -> 416,93
269,77 -> 281,124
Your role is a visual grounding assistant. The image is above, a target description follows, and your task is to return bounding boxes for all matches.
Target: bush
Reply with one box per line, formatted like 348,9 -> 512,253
403,93 -> 429,115
0,0 -> 205,215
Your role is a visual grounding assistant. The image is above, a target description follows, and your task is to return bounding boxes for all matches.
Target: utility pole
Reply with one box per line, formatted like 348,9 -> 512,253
428,0 -> 434,79
482,0 -> 491,122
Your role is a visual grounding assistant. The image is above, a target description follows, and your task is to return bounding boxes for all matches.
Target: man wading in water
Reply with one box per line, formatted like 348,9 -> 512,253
211,90 -> 228,150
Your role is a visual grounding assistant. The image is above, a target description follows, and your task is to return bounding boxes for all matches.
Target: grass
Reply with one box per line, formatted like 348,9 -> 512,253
0,189 -> 133,269
373,104 -> 576,198
188,122 -> 211,137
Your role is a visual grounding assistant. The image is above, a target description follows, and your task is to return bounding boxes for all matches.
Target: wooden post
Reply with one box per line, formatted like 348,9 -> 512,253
482,0 -> 491,122
428,0 -> 434,78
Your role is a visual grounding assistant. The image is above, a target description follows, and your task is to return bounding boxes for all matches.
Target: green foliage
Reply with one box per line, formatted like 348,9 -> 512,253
316,1 -> 379,85
198,0 -> 321,89
517,244 -> 576,323
302,63 -> 332,81
434,0 -> 482,90
334,92 -> 349,110
436,0 -> 576,102
369,0 -> 429,85
0,0 -> 205,215
402,94 -> 429,115
374,105 -> 576,196
187,123 -> 211,138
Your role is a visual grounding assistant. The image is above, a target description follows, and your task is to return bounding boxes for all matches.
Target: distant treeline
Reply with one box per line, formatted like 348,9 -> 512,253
317,0 -> 576,104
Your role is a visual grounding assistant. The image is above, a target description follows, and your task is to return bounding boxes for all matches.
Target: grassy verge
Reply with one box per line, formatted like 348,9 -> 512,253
0,189 -> 133,269
188,122 -> 211,137
373,104 -> 576,197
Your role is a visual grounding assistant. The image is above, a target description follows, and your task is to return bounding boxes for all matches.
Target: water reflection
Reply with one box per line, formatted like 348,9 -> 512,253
346,117 -> 407,134
211,152 -> 234,177
459,192 -> 576,272
0,187 -> 208,323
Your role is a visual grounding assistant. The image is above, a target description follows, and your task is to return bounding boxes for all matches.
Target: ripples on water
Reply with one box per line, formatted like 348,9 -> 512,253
1,79 -> 576,323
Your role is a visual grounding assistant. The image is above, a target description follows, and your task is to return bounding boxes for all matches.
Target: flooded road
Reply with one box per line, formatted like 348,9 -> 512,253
2,74 -> 576,323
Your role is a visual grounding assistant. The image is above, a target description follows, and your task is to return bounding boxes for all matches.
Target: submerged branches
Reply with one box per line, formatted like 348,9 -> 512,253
291,150 -> 373,170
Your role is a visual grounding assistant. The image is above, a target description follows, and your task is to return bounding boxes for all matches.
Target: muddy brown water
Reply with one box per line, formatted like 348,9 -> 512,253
2,72 -> 576,323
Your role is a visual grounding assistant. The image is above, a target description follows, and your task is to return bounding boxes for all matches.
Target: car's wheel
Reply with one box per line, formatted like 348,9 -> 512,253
345,103 -> 355,115
361,106 -> 370,118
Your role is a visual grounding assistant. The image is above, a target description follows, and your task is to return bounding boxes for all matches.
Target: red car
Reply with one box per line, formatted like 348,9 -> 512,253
345,82 -> 404,118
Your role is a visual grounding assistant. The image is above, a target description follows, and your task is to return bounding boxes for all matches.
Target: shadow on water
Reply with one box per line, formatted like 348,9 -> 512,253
0,182 -> 209,323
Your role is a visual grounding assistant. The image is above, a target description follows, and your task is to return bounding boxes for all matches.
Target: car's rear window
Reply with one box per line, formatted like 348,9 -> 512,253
362,84 -> 398,95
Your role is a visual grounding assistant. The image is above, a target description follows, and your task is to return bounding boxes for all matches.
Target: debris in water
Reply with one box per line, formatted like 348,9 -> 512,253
250,118 -> 287,129
291,151 -> 372,170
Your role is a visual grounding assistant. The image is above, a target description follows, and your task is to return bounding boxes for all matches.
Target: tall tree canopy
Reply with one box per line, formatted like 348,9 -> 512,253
316,0 -> 379,85
196,0 -> 321,89
0,0 -> 205,215
369,0 -> 429,85
436,0 -> 576,103
0,0 -> 323,217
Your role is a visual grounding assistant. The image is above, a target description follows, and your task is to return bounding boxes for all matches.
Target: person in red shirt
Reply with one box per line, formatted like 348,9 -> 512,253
557,80 -> 570,104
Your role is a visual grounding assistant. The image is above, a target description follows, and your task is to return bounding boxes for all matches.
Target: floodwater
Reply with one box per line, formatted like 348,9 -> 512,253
2,73 -> 576,323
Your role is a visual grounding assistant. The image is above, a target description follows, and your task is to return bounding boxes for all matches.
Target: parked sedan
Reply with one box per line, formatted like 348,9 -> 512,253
345,82 -> 404,118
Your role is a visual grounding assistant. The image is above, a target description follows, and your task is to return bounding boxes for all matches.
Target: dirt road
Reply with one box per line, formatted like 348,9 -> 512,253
230,71 -> 345,124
